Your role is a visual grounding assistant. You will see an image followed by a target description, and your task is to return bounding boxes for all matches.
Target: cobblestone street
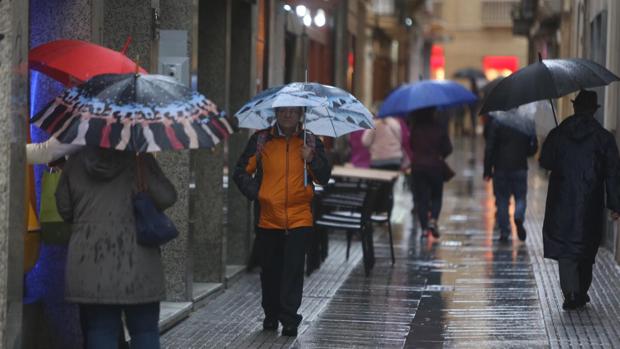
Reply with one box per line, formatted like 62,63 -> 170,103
161,138 -> 620,348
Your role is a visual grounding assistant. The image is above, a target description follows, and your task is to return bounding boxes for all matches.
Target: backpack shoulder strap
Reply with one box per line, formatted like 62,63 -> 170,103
255,130 -> 270,163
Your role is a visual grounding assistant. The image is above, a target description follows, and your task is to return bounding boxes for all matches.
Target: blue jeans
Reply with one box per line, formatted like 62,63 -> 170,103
80,302 -> 160,349
493,170 -> 528,234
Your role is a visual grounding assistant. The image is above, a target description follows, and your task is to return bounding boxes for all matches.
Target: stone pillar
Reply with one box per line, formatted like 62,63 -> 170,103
28,2 -> 95,347
605,0 -> 620,133
103,1 -> 156,70
333,0 -> 349,89
353,1 -> 367,100
267,0 -> 286,86
102,0 -> 196,302
227,0 -> 256,267
0,0 -> 29,347
192,0 -> 231,283
607,0 -> 620,263
157,0 -> 195,301
158,150 -> 193,301
408,27 -> 425,82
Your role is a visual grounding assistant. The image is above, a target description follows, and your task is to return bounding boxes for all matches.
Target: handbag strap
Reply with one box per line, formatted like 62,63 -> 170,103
136,154 -> 148,193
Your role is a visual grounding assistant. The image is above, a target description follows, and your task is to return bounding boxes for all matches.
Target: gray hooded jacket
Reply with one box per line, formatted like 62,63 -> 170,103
56,147 -> 177,304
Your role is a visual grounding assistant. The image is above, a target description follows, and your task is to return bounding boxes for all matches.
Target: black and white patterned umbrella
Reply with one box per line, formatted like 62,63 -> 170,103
234,82 -> 374,137
32,73 -> 234,152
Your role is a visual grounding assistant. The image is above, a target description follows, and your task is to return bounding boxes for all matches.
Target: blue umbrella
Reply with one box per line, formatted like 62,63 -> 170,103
378,80 -> 478,117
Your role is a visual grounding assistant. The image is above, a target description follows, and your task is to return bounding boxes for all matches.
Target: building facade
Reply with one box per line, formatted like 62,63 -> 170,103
0,0 -> 423,346
431,0 -> 528,81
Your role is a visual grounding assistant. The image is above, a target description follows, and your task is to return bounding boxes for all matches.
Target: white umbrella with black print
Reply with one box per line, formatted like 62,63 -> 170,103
235,81 -> 374,185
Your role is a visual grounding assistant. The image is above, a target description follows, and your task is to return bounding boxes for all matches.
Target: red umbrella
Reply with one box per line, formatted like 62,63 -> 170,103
29,39 -> 147,87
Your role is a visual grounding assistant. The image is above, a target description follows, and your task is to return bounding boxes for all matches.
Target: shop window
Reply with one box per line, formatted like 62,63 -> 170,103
483,55 -> 518,80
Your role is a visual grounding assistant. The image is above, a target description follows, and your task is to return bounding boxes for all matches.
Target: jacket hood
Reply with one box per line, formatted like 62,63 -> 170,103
82,147 -> 133,181
560,112 -> 599,141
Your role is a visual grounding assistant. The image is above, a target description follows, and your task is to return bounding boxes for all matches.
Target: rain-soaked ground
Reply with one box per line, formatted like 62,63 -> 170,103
161,137 -> 620,348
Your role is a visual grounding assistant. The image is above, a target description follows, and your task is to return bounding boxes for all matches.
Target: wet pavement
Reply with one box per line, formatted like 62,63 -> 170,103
161,137 -> 620,348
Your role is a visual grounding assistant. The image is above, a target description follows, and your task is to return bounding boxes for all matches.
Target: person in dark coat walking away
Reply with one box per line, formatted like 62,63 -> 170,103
409,107 -> 453,238
539,90 -> 620,310
233,106 -> 331,336
484,117 -> 538,241
56,147 -> 178,348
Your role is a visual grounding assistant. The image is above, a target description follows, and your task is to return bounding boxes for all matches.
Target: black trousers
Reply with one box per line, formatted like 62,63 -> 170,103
256,227 -> 310,327
411,171 -> 444,230
558,259 -> 593,299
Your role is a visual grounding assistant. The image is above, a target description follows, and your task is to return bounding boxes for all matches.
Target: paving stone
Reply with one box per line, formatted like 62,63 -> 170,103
161,138 -> 620,348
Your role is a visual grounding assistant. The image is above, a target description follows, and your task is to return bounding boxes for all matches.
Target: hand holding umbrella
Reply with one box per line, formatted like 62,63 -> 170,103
300,145 -> 314,163
235,82 -> 374,186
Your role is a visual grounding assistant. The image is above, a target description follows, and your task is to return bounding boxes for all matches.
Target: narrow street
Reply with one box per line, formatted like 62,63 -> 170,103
161,137 -> 620,348
4,1 -> 620,348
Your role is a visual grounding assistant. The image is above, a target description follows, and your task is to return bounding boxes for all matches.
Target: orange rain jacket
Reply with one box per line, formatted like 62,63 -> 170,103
233,126 -> 331,230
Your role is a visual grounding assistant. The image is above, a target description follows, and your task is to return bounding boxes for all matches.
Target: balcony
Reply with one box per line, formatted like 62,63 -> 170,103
511,0 -> 536,36
371,0 -> 395,15
539,0 -> 563,17
481,0 -> 520,28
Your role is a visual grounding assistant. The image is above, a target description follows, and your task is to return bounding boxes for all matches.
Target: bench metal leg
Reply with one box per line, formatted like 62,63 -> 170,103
387,216 -> 395,265
361,224 -> 374,276
346,230 -> 352,260
320,228 -> 328,262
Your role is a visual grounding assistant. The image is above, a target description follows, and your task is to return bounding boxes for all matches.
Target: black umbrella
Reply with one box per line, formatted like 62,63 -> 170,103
453,67 -> 486,80
32,73 -> 234,152
479,56 -> 620,125
481,77 -> 504,97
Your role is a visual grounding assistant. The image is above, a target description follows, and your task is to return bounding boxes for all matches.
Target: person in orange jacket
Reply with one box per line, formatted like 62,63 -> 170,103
233,106 -> 331,337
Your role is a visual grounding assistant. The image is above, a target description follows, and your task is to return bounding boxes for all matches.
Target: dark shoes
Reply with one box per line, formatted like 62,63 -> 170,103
515,219 -> 527,241
263,318 -> 278,331
281,325 -> 298,337
264,318 -> 298,337
499,231 -> 510,242
562,293 -> 587,310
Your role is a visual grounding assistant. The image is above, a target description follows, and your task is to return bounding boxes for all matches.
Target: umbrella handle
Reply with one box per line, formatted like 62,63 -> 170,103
304,115 -> 308,187
304,68 -> 308,187
540,52 -> 559,127
121,36 -> 132,55
548,99 -> 559,127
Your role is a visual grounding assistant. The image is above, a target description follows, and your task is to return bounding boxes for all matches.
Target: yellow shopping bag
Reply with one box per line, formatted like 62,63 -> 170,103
24,200 -> 41,273
39,171 -> 71,245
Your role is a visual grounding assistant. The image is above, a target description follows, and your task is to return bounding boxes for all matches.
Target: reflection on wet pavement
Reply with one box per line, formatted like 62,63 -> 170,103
162,137 -> 620,348
298,137 -> 548,348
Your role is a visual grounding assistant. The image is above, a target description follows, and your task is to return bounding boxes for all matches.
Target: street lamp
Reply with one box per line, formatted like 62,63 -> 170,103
283,4 -> 292,12
303,12 -> 313,27
314,9 -> 326,27
296,5 -> 307,17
